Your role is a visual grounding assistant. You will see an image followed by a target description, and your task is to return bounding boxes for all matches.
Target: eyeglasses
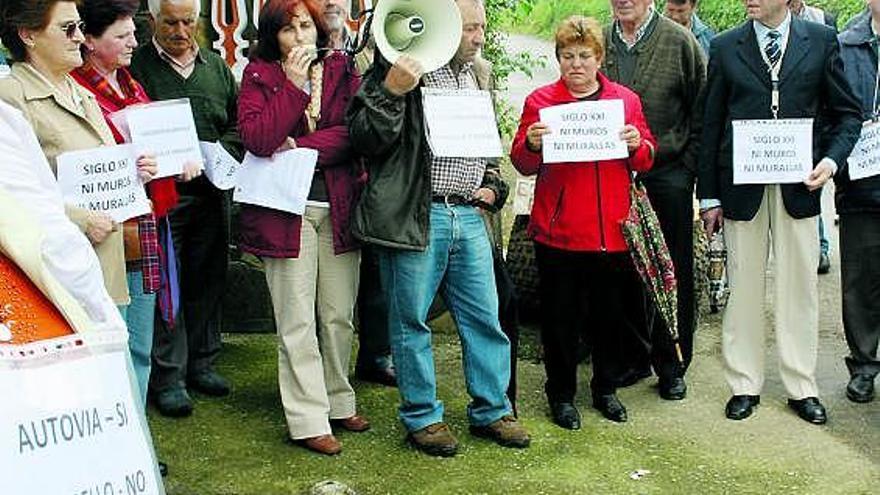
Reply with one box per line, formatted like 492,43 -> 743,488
59,20 -> 86,39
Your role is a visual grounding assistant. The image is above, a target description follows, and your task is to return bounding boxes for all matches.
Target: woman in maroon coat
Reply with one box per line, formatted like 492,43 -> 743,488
511,16 -> 656,428
237,0 -> 365,456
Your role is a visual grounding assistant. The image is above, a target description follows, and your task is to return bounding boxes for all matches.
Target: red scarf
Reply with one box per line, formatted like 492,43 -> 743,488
71,62 -> 178,218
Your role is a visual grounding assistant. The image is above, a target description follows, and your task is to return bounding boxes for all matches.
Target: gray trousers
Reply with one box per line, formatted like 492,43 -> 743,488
840,212 -> 880,378
150,191 -> 228,392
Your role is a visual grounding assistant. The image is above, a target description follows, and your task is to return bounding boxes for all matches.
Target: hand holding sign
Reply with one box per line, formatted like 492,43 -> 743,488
539,100 -> 628,163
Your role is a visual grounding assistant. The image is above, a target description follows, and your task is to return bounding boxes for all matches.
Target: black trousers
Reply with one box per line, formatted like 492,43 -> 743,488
355,244 -> 392,372
840,212 -> 880,378
150,191 -> 229,392
625,166 -> 696,382
535,243 -> 645,402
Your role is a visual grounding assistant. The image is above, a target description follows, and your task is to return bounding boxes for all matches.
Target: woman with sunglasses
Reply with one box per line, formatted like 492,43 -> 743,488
0,1 -> 157,314
237,0 -> 366,456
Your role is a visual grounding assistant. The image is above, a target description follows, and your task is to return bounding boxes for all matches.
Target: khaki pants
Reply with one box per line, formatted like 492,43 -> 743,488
263,207 -> 360,439
723,185 -> 819,399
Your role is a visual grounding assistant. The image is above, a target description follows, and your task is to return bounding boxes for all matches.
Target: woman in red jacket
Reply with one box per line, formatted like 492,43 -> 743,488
511,16 -> 656,428
237,0 -> 365,456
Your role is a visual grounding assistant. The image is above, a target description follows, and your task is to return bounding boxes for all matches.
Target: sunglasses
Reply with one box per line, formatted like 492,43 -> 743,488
59,20 -> 86,39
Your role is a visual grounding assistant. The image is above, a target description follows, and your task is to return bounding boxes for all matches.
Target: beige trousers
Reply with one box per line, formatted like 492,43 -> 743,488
723,185 -> 819,399
263,207 -> 361,439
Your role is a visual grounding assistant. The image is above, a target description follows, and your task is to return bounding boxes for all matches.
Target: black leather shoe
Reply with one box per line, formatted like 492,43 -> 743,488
817,253 -> 831,275
725,395 -> 759,420
846,374 -> 875,403
355,366 -> 397,387
187,370 -> 231,397
153,387 -> 193,418
787,397 -> 827,425
593,393 -> 628,423
550,402 -> 581,430
659,377 -> 687,401
158,461 -> 168,477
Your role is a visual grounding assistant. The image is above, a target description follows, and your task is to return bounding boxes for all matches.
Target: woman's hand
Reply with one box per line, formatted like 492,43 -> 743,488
620,124 -> 641,152
136,153 -> 158,183
276,136 -> 297,153
526,122 -> 551,152
178,161 -> 204,182
85,211 -> 117,245
283,46 -> 314,89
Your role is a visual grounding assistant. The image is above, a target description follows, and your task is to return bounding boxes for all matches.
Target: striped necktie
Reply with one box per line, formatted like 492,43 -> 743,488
765,30 -> 782,68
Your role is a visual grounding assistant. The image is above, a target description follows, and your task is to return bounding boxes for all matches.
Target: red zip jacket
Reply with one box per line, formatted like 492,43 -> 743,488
510,72 -> 656,252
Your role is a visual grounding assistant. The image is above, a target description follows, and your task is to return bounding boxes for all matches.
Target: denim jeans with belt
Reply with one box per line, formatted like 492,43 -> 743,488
377,204 -> 512,432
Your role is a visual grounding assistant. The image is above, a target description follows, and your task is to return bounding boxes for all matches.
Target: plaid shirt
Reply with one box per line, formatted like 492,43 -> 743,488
422,63 -> 488,198
72,62 -> 161,294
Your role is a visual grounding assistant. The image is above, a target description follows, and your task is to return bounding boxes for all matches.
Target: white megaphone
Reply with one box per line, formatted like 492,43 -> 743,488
371,0 -> 463,73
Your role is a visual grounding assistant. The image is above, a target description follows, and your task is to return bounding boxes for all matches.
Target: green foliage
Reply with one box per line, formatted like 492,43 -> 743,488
508,0 -> 868,38
484,0 -> 545,136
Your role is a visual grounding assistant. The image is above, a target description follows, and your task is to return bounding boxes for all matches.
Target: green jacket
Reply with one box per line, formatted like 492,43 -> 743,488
347,55 -> 508,251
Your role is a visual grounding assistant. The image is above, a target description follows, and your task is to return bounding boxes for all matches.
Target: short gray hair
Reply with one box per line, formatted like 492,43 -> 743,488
148,0 -> 201,19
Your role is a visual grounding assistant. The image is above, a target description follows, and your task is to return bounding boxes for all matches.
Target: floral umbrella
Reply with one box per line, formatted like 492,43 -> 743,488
620,182 -> 683,363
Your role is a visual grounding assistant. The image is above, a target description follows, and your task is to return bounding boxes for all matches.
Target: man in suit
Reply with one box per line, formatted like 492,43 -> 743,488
698,0 -> 862,424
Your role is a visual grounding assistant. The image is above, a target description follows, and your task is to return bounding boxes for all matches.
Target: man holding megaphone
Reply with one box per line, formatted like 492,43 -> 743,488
347,0 -> 530,457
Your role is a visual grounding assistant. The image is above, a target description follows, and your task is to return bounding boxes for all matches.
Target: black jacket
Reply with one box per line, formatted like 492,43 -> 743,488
697,17 -> 862,220
835,13 -> 880,214
346,55 -> 507,250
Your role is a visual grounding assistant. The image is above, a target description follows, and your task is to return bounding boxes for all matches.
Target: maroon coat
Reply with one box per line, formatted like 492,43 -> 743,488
237,54 -> 363,258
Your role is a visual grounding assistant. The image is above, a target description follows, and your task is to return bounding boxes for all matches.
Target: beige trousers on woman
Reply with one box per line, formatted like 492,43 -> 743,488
263,206 -> 361,439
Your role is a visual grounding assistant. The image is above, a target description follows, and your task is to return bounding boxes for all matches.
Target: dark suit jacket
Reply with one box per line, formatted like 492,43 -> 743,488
696,17 -> 862,220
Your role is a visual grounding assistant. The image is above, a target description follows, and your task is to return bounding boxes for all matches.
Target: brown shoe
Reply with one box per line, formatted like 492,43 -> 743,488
298,434 -> 342,456
469,415 -> 531,448
332,414 -> 371,432
407,422 -> 458,457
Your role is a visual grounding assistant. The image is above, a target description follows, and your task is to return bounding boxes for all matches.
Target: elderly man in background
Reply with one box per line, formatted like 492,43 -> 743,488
321,0 -> 396,388
131,0 -> 243,418
348,0 -> 529,457
664,0 -> 715,56
604,0 -> 706,401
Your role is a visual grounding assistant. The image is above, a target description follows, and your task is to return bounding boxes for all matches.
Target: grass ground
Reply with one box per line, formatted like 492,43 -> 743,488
149,309 -> 879,495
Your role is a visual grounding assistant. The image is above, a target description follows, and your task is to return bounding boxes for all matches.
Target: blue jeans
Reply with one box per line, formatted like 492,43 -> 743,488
118,270 -> 157,409
376,204 -> 512,432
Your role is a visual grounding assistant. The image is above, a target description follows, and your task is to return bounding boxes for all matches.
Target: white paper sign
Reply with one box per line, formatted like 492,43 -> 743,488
234,149 -> 318,215
0,333 -> 164,495
56,144 -> 151,223
733,119 -> 814,184
200,141 -> 241,190
847,120 -> 880,181
422,88 -> 503,158
125,99 -> 202,178
539,99 -> 628,163
512,176 -> 536,216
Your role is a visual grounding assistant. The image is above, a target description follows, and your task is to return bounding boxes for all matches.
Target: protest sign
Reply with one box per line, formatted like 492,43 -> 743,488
200,141 -> 241,190
422,88 -> 503,158
0,332 -> 165,495
732,119 -> 813,184
124,99 -> 202,178
512,176 -> 536,216
234,148 -> 318,215
539,99 -> 628,163
56,144 -> 150,223
847,120 -> 880,181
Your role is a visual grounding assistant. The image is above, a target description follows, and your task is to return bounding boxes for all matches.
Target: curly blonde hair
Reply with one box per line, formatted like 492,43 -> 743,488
554,15 -> 604,62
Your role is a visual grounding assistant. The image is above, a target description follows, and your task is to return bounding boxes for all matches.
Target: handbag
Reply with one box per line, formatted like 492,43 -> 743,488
123,219 -> 142,262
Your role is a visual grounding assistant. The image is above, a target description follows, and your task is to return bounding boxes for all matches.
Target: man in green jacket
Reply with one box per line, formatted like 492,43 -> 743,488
605,0 -> 707,400
130,0 -> 242,418
347,0 -> 528,457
